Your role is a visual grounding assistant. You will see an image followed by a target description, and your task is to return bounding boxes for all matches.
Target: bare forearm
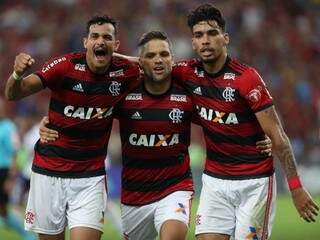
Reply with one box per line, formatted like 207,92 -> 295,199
274,135 -> 298,179
5,75 -> 24,100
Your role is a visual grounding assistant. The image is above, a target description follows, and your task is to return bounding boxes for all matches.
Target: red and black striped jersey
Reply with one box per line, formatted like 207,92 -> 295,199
33,52 -> 140,178
115,79 -> 194,205
173,57 -> 274,180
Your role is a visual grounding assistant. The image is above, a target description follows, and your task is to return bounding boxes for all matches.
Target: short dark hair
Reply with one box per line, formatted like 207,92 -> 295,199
86,15 -> 118,35
187,3 -> 225,31
138,31 -> 170,47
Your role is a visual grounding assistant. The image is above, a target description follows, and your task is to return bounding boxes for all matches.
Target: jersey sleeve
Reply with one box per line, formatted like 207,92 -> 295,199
239,68 -> 274,113
34,55 -> 68,90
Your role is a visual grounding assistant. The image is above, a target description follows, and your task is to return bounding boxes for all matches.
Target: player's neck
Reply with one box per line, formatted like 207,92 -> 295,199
144,77 -> 171,95
86,58 -> 111,75
202,52 -> 227,75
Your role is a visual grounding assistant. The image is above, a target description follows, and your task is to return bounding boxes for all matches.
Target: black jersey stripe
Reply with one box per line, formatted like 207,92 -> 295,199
203,128 -> 265,145
206,149 -> 269,164
47,123 -> 112,139
122,169 -> 192,192
118,108 -> 193,122
122,152 -> 186,169
185,80 -> 241,100
61,76 -> 131,96
35,141 -> 108,160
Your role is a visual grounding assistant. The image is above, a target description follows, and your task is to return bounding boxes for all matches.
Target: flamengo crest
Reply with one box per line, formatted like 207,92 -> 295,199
222,87 -> 235,102
169,108 -> 184,123
109,81 -> 121,96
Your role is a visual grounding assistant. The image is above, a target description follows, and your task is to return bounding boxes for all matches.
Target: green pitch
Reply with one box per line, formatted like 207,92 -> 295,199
1,195 -> 319,240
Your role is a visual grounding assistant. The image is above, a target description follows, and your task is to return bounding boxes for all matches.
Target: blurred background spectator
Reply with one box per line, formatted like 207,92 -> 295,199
0,0 -> 319,198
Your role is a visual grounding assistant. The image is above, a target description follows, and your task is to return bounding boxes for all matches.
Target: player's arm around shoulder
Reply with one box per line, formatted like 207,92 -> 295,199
5,52 -> 44,100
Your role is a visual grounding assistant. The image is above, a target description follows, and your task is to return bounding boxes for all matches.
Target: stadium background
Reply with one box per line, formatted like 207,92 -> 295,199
0,0 -> 319,239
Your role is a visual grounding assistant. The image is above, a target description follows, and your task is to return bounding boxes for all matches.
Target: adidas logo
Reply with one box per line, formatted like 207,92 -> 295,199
131,111 -> 142,120
193,87 -> 202,95
72,83 -> 84,92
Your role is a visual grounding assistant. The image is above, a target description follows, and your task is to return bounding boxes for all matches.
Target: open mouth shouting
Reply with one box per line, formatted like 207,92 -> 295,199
94,47 -> 108,62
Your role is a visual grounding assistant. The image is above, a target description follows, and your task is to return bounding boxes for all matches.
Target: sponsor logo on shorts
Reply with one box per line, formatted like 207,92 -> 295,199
99,211 -> 105,224
245,226 -> 262,240
175,203 -> 186,215
25,211 -> 35,224
123,232 -> 129,240
195,214 -> 201,225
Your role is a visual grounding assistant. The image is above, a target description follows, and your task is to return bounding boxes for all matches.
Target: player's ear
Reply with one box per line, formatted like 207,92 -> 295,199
114,40 -> 120,52
223,32 -> 229,46
83,38 -> 88,49
191,38 -> 196,50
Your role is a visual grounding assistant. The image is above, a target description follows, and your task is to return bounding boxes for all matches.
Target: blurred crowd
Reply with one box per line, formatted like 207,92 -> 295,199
0,0 -> 319,166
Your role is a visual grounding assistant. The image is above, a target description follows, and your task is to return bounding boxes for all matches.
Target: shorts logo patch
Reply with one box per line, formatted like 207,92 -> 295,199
25,211 -> 35,224
195,214 -> 201,225
245,226 -> 261,240
123,232 -> 129,240
175,203 -> 186,215
99,211 -> 105,224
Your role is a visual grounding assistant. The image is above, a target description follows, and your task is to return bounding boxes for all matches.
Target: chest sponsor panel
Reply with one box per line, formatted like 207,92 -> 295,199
196,105 -> 255,125
49,98 -> 114,120
123,131 -> 190,147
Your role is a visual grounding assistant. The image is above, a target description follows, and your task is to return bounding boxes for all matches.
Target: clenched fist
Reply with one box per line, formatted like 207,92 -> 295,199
14,53 -> 35,77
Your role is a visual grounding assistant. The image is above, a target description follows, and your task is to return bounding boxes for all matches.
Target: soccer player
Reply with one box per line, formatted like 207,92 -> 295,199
4,15 -> 139,240
0,98 -> 35,240
171,4 -> 319,240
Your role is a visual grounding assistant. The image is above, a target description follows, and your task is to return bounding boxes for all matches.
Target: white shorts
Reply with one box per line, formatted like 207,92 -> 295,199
121,191 -> 193,240
25,172 -> 107,234
195,174 -> 276,240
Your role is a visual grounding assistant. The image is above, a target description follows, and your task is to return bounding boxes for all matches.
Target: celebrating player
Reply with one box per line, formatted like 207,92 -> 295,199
4,15 -> 140,240
172,3 -> 319,240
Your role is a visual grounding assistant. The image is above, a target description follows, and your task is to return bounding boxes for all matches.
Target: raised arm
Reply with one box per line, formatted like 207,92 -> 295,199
256,106 -> 319,222
5,53 -> 44,100
113,52 -> 139,64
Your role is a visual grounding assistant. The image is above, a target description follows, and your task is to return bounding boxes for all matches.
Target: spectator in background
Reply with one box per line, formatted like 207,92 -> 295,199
0,97 -> 35,240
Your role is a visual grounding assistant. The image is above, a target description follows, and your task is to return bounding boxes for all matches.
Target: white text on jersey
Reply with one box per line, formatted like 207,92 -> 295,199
129,133 -> 179,147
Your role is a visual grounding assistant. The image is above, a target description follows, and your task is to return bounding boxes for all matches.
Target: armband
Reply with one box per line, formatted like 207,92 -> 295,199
288,176 -> 302,191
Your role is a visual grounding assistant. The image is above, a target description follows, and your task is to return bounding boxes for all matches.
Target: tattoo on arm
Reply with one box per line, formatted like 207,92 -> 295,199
276,137 -> 298,179
257,107 -> 298,179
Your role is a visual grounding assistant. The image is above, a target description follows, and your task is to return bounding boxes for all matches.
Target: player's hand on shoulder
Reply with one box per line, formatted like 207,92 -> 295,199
291,188 -> 319,223
39,116 -> 59,143
14,53 -> 35,76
